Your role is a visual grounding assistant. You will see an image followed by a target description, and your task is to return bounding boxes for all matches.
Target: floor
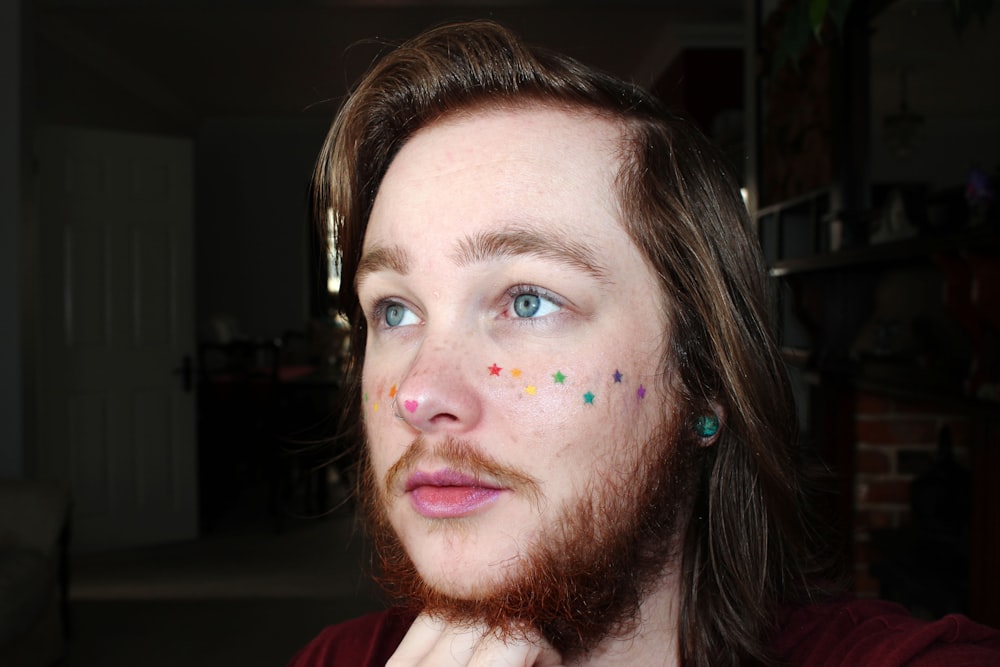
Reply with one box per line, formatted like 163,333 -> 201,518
64,488 -> 386,667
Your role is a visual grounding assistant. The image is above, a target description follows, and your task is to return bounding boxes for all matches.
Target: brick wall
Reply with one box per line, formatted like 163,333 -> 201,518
852,390 -> 970,597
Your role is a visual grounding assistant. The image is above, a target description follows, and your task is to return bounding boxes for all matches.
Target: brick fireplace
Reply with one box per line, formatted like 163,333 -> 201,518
851,390 -> 972,604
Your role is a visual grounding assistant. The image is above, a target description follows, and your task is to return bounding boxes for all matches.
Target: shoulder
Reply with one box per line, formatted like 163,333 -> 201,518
772,597 -> 1000,666
287,607 -> 417,667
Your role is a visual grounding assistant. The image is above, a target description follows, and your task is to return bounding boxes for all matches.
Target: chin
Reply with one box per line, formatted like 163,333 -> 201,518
405,535 -> 526,600
421,571 -> 494,601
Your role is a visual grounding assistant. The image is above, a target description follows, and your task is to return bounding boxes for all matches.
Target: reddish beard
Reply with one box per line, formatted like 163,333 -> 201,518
360,423 -> 699,660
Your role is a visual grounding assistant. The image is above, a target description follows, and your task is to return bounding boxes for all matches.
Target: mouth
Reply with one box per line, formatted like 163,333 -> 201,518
404,469 -> 505,519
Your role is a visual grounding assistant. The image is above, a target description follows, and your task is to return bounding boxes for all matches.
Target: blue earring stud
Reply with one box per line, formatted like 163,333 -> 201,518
694,414 -> 720,438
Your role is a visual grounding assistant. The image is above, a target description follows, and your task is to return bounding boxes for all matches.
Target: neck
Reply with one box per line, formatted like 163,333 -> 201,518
566,566 -> 682,667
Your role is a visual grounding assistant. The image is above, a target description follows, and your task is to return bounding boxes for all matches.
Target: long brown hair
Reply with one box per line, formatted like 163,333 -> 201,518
313,20 -> 836,666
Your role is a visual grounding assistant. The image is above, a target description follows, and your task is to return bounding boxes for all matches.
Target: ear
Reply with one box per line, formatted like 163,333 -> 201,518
694,402 -> 725,446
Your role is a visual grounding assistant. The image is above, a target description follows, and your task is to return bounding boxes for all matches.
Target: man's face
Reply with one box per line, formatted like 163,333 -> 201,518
356,106 -> 679,604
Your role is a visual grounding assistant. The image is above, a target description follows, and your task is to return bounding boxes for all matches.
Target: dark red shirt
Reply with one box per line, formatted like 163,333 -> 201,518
288,599 -> 1000,666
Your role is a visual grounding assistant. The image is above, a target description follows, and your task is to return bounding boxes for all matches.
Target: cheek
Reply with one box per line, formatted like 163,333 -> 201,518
489,361 -> 659,438
360,376 -> 395,419
360,372 -> 402,470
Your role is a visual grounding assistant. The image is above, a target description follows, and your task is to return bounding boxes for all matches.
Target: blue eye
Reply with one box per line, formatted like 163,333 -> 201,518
381,302 -> 418,327
513,294 -> 541,317
384,304 -> 405,326
511,290 -> 560,319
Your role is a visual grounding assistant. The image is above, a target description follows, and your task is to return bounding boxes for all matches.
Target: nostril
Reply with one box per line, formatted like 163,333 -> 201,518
430,413 -> 460,424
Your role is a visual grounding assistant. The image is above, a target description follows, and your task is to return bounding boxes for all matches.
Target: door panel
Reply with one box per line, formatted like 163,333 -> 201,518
37,126 -> 197,552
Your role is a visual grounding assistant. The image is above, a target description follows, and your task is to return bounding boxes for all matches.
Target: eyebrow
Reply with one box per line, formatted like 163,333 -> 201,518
355,244 -> 412,285
450,226 -> 610,283
355,225 -> 611,287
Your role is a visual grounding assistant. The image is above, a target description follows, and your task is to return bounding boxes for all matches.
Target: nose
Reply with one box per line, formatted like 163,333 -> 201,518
394,338 -> 483,434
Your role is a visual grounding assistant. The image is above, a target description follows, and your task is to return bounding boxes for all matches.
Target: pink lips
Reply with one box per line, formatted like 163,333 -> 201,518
405,469 -> 504,519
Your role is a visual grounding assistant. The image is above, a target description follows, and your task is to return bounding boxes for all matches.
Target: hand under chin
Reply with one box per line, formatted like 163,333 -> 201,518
387,612 -> 565,667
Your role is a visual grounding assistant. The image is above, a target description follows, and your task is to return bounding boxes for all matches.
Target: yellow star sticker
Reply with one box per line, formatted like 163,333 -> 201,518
373,402 -> 380,412
525,385 -> 537,395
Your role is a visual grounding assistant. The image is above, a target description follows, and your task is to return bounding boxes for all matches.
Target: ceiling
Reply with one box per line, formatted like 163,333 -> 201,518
32,0 -> 746,123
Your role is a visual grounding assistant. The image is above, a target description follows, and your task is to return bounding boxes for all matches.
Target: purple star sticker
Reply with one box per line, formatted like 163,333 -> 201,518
637,384 -> 646,400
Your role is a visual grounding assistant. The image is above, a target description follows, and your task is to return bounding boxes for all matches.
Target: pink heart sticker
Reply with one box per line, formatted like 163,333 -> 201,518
404,400 -> 418,413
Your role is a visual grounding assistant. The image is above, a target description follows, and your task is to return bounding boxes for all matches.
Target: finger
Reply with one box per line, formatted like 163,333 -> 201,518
388,614 -> 565,667
389,613 -> 491,667
414,621 -> 484,666
466,630 -> 565,667
529,643 -> 565,667
387,614 -> 452,667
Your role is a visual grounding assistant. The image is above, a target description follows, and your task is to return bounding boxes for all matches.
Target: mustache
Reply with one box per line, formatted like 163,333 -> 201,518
384,436 -> 542,503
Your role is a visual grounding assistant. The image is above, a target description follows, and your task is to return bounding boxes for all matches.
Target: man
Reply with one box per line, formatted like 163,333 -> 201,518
290,21 -> 1000,666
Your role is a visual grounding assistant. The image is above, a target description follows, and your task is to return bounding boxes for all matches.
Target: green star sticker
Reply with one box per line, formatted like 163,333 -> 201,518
583,391 -> 595,405
552,370 -> 566,384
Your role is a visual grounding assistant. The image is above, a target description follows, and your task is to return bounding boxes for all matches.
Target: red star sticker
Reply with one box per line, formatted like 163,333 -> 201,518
488,363 -> 502,376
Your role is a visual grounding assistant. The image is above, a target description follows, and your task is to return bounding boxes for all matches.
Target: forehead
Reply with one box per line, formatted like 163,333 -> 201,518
364,106 -> 628,247
390,103 -> 624,175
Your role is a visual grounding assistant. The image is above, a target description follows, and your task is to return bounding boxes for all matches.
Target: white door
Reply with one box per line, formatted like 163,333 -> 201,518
35,126 -> 198,552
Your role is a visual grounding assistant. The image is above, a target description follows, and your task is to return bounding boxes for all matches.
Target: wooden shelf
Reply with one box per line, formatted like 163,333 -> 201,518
781,347 -> 999,416
852,375 -> 1000,418
769,228 -> 1000,277
756,187 -> 832,219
